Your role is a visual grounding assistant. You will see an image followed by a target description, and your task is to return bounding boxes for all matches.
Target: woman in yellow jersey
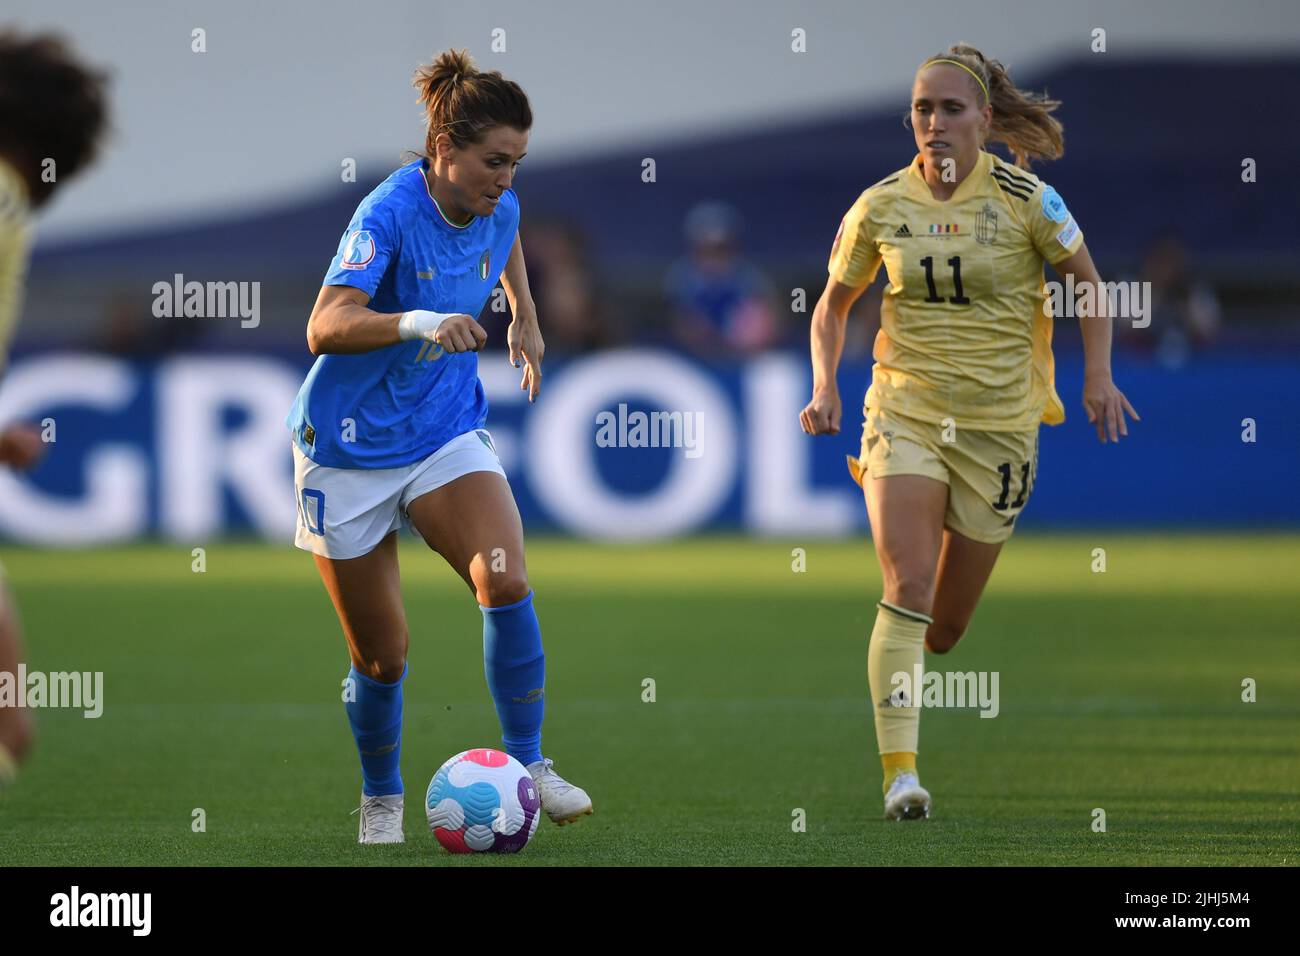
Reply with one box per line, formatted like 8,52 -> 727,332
800,43 -> 1138,820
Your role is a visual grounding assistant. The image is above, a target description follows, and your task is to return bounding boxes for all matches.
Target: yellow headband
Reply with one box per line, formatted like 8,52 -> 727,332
923,58 -> 989,104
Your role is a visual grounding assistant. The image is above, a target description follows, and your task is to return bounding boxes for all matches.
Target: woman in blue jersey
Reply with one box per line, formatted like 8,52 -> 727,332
287,49 -> 591,843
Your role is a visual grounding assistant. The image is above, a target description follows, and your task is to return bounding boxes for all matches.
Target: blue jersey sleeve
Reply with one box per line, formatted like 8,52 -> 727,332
323,197 -> 400,298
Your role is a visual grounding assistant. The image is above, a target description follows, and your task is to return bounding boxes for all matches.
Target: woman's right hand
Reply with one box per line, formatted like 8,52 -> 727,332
396,309 -> 486,352
800,387 -> 842,436
432,313 -> 487,353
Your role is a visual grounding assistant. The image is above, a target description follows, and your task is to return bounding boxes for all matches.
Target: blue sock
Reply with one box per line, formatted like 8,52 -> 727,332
481,591 -> 545,766
344,663 -> 406,796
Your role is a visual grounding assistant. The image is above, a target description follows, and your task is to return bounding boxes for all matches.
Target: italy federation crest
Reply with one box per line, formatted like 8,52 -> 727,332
975,202 -> 998,245
478,248 -> 491,280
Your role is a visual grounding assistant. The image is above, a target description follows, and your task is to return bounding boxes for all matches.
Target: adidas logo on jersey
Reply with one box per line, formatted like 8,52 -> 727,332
894,224 -> 912,238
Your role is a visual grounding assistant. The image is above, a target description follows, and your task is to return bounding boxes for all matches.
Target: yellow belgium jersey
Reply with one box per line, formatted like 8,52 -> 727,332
828,149 -> 1084,431
0,156 -> 34,375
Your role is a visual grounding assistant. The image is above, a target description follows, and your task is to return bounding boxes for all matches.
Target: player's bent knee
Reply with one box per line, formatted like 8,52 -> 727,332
353,648 -> 408,684
925,620 -> 967,655
476,572 -> 530,609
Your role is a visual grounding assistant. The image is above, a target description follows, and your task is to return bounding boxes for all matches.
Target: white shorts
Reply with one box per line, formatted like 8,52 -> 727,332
293,428 -> 506,560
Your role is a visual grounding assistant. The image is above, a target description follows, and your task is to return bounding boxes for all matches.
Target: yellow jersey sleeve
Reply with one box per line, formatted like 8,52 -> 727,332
0,157 -> 34,373
1024,179 -> 1083,265
828,190 -> 883,288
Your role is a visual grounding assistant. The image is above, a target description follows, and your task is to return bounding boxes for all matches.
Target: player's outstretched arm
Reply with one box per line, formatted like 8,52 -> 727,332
800,275 -> 869,436
306,284 -> 483,356
500,233 -> 545,402
1055,242 -> 1140,444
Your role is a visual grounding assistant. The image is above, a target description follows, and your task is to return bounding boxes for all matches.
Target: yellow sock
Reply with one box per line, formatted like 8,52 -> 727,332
881,751 -> 917,794
868,600 -> 931,789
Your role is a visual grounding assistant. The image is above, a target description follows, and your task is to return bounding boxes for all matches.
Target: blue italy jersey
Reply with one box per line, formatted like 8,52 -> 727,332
286,159 -> 520,468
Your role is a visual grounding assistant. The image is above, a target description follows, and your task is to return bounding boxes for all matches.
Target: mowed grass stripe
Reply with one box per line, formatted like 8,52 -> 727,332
0,537 -> 1295,865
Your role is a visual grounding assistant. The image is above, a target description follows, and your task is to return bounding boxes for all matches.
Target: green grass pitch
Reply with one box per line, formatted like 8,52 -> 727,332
0,534 -> 1296,866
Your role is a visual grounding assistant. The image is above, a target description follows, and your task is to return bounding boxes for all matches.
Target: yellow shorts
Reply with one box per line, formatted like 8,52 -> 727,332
847,404 -> 1040,544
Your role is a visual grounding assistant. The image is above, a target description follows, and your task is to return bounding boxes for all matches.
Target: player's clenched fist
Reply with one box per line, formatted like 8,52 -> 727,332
800,388 -> 842,436
434,314 -> 487,353
397,309 -> 487,352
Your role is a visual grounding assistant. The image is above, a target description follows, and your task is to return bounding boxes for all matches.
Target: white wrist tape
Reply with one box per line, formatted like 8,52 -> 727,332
397,309 -> 454,342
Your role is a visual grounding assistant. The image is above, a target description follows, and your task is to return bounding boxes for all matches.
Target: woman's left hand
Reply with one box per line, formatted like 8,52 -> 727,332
508,308 -> 546,403
1083,371 -> 1140,443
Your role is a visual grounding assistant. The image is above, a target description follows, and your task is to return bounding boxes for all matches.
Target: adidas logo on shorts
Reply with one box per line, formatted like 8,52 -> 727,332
894,225 -> 912,238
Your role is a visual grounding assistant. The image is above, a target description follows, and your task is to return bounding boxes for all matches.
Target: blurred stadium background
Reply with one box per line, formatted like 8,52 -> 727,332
1,1 -> 1297,866
2,0 -> 1298,542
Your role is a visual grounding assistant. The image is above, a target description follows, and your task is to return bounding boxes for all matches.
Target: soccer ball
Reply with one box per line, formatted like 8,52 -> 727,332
426,748 -> 541,853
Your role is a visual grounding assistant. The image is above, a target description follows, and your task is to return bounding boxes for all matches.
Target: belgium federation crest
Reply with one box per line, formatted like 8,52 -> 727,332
975,203 -> 998,245
478,248 -> 491,280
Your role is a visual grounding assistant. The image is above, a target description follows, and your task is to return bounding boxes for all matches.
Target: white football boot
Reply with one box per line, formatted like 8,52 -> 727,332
883,772 -> 931,821
356,792 -> 405,844
527,758 -> 593,826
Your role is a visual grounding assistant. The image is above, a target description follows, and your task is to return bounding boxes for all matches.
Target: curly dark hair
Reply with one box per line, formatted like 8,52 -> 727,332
0,30 -> 110,209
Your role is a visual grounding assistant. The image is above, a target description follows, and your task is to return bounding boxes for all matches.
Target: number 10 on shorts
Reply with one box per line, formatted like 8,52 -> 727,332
299,488 -> 326,535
